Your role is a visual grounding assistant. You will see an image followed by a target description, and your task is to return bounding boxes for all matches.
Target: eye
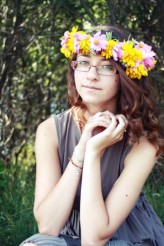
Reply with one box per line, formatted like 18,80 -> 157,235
77,61 -> 89,66
100,65 -> 115,70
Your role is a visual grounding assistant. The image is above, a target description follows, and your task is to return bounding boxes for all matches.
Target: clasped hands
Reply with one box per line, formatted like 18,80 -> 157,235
80,111 -> 128,154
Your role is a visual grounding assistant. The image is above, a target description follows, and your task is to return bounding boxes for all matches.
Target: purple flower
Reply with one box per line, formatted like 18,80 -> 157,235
73,33 -> 88,52
112,42 -> 124,61
90,31 -> 108,52
74,39 -> 80,53
135,41 -> 156,68
74,33 -> 87,41
61,31 -> 70,47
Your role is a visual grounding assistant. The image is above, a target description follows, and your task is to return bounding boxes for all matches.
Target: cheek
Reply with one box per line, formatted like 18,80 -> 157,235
74,72 -> 84,91
74,73 -> 79,87
114,76 -> 120,91
74,74 -> 79,88
74,74 -> 81,94
115,74 -> 120,84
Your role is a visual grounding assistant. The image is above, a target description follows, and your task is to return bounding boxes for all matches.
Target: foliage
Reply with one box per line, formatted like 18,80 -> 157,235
0,162 -> 163,245
0,0 -> 164,167
0,0 -> 163,244
0,164 -> 37,245
143,162 -> 164,223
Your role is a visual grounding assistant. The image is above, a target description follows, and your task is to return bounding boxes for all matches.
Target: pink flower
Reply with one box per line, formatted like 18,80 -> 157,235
135,41 -> 156,68
143,57 -> 155,68
61,31 -> 70,47
112,43 -> 124,61
73,33 -> 88,52
90,31 -> 108,52
74,40 -> 80,53
74,33 -> 87,41
135,41 -> 156,57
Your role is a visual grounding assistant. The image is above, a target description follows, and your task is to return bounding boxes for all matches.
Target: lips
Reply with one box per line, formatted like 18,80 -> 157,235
82,85 -> 102,90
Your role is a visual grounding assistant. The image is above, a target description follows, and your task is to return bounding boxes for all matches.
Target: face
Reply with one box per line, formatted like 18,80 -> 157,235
73,54 -> 120,111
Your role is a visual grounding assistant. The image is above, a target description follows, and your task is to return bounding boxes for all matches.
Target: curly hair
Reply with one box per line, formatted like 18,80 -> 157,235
66,25 -> 163,155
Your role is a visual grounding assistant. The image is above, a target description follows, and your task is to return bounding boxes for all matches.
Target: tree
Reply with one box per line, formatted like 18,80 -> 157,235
0,0 -> 163,168
0,1 -> 163,244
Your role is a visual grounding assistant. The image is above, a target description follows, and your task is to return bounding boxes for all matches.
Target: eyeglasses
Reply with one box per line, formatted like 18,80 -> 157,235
71,61 -> 117,76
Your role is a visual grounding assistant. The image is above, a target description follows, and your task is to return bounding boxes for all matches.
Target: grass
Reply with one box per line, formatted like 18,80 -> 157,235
0,163 -> 163,245
0,167 -> 37,245
143,163 -> 164,223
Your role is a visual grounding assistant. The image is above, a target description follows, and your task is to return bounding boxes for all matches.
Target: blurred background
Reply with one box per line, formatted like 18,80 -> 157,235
0,0 -> 163,245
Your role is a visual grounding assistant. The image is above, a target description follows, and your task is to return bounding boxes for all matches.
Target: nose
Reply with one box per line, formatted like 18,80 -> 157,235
87,65 -> 99,81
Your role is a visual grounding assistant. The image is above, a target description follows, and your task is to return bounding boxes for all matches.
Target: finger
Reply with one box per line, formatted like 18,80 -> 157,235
92,111 -> 114,120
116,114 -> 128,128
103,114 -> 127,137
88,112 -> 112,125
103,114 -> 118,133
85,118 -> 110,133
113,115 -> 128,135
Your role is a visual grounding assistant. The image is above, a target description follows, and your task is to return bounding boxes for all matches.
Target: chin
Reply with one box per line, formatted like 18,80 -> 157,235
83,98 -> 102,105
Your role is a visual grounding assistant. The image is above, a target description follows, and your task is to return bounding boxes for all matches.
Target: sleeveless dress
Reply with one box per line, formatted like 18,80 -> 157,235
19,110 -> 164,246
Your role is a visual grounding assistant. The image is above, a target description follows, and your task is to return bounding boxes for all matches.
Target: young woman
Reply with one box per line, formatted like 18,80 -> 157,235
20,25 -> 164,246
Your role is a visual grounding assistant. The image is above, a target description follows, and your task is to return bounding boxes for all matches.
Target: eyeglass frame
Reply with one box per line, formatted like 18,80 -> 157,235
71,61 -> 118,76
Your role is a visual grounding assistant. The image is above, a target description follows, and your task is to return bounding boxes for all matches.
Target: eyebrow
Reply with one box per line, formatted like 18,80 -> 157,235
78,54 -> 90,58
78,54 -> 109,62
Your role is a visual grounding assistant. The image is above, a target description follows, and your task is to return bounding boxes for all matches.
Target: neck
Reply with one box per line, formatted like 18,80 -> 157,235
84,103 -> 117,119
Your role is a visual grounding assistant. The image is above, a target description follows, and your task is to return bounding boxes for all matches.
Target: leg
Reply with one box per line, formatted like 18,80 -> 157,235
23,244 -> 37,246
19,233 -> 67,246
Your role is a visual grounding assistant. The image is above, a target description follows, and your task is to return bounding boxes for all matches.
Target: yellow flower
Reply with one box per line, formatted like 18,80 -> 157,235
64,26 -> 79,53
79,35 -> 91,54
101,40 -> 118,59
71,26 -> 78,33
60,47 -> 72,59
126,64 -> 148,79
122,42 -> 143,67
60,27 -> 157,79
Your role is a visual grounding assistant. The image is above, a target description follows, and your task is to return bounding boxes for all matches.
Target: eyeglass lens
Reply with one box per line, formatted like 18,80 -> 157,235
72,61 -> 116,76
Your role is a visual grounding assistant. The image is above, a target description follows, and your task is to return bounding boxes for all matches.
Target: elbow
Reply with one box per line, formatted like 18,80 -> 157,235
38,225 -> 60,237
81,235 -> 111,246
34,210 -> 60,236
37,221 -> 60,236
81,227 -> 114,246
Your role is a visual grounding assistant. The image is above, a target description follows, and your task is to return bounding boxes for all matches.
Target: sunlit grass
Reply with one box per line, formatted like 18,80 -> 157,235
0,162 -> 163,245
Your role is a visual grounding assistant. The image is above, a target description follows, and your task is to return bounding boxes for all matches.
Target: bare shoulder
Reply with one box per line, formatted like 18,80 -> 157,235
36,116 -> 58,147
129,136 -> 157,156
37,116 -> 57,135
125,137 -> 158,169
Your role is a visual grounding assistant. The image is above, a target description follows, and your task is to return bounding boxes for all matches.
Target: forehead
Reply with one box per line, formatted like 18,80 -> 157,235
77,53 -> 109,62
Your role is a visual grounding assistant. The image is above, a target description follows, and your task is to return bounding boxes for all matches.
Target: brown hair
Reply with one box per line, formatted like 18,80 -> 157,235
67,25 -> 164,155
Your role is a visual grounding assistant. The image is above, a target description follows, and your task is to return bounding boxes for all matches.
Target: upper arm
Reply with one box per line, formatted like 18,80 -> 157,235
33,116 -> 61,213
104,138 -> 157,237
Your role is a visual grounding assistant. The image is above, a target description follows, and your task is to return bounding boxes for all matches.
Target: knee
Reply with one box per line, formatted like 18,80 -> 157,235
23,243 -> 37,246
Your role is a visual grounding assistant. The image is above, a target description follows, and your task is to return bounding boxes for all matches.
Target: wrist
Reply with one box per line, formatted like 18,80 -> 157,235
72,146 -> 85,168
85,142 -> 102,158
68,157 -> 83,175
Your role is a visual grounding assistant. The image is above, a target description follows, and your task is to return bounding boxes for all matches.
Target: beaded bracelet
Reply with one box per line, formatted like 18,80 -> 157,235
68,157 -> 83,175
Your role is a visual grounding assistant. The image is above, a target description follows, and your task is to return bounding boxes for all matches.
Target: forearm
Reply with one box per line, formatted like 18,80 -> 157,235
80,146 -> 110,244
34,147 -> 84,236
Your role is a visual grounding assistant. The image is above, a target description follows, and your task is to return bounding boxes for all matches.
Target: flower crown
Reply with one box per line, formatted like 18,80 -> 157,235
60,27 -> 156,80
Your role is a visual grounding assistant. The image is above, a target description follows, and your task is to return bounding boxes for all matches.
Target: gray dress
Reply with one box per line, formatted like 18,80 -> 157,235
19,110 -> 164,246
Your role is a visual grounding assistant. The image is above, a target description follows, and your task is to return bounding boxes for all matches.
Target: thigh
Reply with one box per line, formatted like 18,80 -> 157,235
19,233 -> 67,246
